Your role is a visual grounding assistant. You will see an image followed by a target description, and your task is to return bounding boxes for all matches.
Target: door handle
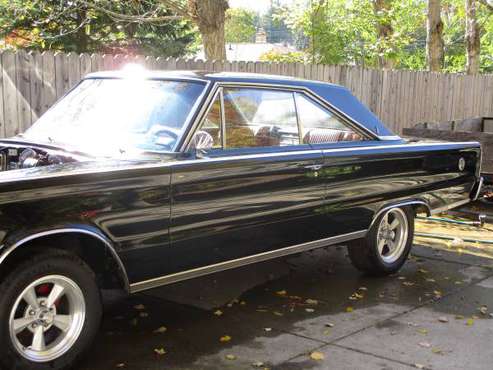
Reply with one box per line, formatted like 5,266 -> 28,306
305,164 -> 322,171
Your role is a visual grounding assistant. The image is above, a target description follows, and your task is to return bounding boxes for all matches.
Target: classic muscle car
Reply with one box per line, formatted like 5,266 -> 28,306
0,69 -> 483,370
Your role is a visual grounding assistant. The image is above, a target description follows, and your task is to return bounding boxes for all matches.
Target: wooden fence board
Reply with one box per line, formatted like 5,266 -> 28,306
2,51 -> 493,136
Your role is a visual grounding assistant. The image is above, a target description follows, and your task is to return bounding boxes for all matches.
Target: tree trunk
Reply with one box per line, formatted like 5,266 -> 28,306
373,0 -> 394,69
189,0 -> 228,60
465,0 -> 481,74
426,0 -> 444,71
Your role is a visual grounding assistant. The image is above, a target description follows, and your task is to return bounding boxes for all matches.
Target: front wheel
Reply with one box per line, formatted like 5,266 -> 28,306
0,251 -> 102,370
348,206 -> 414,275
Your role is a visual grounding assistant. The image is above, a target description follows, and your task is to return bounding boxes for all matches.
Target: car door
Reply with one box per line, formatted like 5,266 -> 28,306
166,86 -> 328,276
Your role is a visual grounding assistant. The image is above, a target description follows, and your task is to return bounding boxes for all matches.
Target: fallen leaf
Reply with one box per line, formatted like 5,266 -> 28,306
154,348 -> 166,356
417,328 -> 428,335
273,311 -> 284,316
153,326 -> 167,334
252,361 -> 265,368
398,276 -> 406,280
346,306 -> 354,313
455,315 -> 464,320
419,342 -> 431,348
134,304 -> 145,311
310,351 -> 325,361
225,354 -> 236,361
240,301 -> 246,306
479,306 -> 488,315
305,299 -> 318,305
403,281 -> 415,287
115,364 -> 125,368
264,327 -> 272,332
426,278 -> 436,283
220,335 -> 231,343
349,292 -> 364,300
256,309 -> 268,313
415,364 -> 425,369
325,323 -> 335,328
305,308 -> 315,313
323,329 -> 331,335
276,290 -> 287,296
438,317 -> 449,323
418,269 -> 428,274
358,286 -> 368,291
289,295 -> 302,300
431,347 -> 443,355
214,310 -> 223,316
466,318 -> 474,326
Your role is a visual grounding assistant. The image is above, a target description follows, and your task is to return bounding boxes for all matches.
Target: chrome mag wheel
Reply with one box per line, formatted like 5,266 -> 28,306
376,208 -> 409,264
8,275 -> 86,363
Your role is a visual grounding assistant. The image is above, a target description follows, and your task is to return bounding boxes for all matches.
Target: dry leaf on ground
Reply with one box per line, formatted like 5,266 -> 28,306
310,351 -> 325,361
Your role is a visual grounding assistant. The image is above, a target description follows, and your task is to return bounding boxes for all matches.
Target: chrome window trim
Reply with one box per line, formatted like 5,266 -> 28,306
179,82 -> 381,152
129,229 -> 367,293
0,228 -> 130,293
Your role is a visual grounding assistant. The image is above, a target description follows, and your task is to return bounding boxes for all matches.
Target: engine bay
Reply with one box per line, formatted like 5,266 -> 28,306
0,144 -> 78,171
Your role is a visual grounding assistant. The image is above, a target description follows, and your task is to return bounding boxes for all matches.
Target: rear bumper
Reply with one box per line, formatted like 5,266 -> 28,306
471,176 -> 484,201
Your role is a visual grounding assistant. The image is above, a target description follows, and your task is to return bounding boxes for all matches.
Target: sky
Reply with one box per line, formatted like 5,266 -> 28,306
229,0 -> 296,14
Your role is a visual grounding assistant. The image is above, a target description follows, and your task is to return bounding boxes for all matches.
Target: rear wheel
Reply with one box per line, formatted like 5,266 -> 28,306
0,251 -> 102,370
348,206 -> 414,275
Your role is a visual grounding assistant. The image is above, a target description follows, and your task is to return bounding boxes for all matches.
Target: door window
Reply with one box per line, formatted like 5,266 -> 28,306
222,88 -> 300,148
295,93 -> 364,144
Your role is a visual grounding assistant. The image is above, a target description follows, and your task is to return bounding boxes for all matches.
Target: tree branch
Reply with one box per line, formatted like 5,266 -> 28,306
157,0 -> 192,19
479,0 -> 493,12
77,0 -> 185,23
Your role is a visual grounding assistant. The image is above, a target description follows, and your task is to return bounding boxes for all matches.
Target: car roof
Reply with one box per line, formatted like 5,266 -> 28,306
83,70 -> 397,139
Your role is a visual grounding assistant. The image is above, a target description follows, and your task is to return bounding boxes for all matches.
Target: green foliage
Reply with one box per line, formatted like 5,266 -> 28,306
0,0 -> 197,57
225,8 -> 257,43
279,0 -> 493,72
259,50 -> 307,63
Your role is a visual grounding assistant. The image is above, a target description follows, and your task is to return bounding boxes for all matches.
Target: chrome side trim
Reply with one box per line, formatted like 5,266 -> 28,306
0,141 -> 481,185
369,200 -> 431,230
379,135 -> 402,141
0,228 -> 130,293
430,198 -> 471,215
472,176 -> 484,201
129,230 -> 367,293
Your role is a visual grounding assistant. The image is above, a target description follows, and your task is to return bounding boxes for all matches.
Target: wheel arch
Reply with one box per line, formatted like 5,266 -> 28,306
369,199 -> 431,231
0,227 -> 130,293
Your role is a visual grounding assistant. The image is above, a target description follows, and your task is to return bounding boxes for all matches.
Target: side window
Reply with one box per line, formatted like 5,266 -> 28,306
295,93 -> 364,144
191,95 -> 222,149
223,88 -> 300,148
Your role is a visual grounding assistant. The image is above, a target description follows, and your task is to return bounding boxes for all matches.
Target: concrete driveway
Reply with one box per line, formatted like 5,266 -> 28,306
78,244 -> 493,370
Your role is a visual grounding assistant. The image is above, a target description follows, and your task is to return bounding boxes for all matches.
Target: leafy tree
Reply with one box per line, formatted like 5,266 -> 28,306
0,0 -> 196,57
225,8 -> 257,43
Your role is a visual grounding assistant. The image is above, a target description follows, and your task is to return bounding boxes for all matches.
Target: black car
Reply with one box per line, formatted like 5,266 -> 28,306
0,69 -> 482,370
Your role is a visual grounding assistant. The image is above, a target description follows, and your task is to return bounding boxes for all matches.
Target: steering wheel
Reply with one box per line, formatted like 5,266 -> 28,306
146,125 -> 180,149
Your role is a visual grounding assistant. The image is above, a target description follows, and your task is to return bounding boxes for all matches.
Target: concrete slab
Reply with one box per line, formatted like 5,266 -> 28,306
276,344 -> 415,370
336,282 -> 493,370
75,244 -> 493,370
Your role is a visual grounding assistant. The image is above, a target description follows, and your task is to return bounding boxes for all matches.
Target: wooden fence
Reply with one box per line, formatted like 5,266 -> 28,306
1,50 -> 493,137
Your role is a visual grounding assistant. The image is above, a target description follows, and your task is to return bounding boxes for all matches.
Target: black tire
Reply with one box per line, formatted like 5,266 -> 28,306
347,206 -> 414,276
0,250 -> 102,370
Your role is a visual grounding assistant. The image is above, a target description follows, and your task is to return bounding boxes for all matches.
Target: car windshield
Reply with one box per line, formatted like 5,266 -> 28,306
21,78 -> 206,157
